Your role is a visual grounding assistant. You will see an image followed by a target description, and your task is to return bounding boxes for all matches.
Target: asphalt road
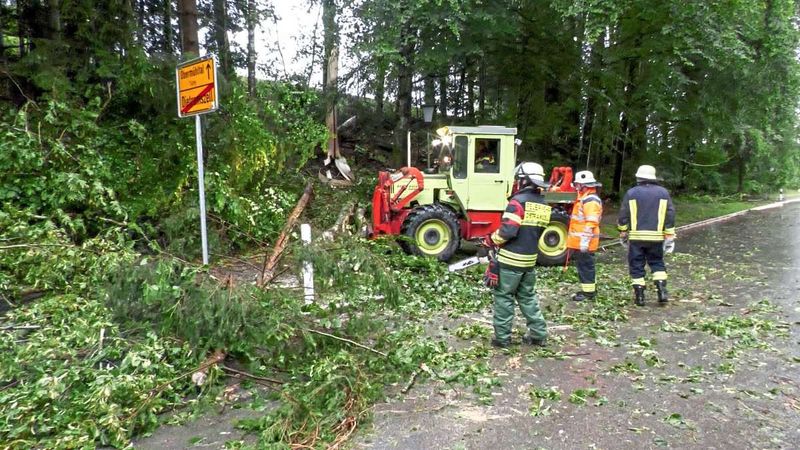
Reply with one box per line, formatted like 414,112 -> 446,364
352,201 -> 800,450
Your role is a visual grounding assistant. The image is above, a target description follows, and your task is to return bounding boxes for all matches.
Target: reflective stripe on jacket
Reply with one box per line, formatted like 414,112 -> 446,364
617,182 -> 675,242
566,189 -> 602,251
491,188 -> 551,269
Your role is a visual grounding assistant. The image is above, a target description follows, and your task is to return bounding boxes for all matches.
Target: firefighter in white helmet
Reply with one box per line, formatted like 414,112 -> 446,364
617,165 -> 676,306
484,162 -> 551,348
566,170 -> 603,301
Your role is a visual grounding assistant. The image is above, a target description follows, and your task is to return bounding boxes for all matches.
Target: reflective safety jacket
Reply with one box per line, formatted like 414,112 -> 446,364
476,155 -> 496,172
617,182 -> 675,242
491,188 -> 551,269
567,188 -> 602,251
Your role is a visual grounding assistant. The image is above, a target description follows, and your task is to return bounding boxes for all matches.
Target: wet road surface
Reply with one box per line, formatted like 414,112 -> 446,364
352,202 -> 800,450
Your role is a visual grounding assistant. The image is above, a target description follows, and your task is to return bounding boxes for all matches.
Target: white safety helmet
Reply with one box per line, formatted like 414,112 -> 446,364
574,170 -> 602,187
515,162 -> 549,188
635,165 -> 658,181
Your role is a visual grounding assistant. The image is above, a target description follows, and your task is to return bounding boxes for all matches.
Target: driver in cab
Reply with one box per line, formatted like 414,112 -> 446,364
475,141 -> 497,172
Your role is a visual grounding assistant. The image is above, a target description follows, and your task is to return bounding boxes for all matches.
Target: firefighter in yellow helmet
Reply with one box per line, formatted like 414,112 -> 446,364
566,170 -> 603,301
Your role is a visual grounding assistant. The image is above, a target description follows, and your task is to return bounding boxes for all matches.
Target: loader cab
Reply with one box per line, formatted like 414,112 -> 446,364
441,126 -> 517,212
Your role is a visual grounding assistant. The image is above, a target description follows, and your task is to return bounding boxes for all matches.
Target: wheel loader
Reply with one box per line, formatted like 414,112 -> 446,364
369,125 -> 578,265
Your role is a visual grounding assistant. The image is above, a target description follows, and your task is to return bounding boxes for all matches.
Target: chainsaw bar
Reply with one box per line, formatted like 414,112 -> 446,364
448,256 -> 488,272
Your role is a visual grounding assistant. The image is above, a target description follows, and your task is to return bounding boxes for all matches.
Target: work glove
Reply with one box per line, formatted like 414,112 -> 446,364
579,239 -> 590,253
482,234 -> 497,249
483,256 -> 500,288
663,235 -> 675,254
619,231 -> 629,250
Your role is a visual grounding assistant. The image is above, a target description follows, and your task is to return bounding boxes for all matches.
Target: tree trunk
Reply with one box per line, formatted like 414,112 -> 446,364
736,132 -> 748,193
47,0 -> 60,40
424,73 -> 436,122
213,0 -> 233,77
466,60 -> 475,123
246,0 -> 257,97
178,0 -> 199,56
325,44 -> 339,158
136,0 -> 146,45
374,60 -> 386,114
455,65 -> 466,118
163,0 -> 174,53
611,116 -> 628,196
439,74 -> 448,120
737,153 -> 745,193
17,0 -> 28,56
322,0 -> 339,158
478,59 -> 486,122
322,0 -> 337,94
394,15 -> 416,166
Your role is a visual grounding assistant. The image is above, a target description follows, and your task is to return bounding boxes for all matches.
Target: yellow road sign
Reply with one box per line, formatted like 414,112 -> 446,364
176,55 -> 218,117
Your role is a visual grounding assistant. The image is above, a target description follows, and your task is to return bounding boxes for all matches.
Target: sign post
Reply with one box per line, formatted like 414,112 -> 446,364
176,55 -> 219,265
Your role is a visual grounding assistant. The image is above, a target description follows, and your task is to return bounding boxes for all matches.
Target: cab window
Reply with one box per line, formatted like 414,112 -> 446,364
453,135 -> 468,179
475,138 -> 500,173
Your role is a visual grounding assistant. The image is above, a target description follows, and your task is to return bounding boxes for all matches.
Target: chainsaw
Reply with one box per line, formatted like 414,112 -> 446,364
447,255 -> 489,272
448,238 -> 493,272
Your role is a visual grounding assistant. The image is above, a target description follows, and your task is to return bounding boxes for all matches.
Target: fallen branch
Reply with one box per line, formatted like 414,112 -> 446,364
401,366 -> 423,394
354,206 -> 367,236
220,365 -> 284,387
0,243 -> 73,250
304,328 -> 388,357
467,317 -> 492,325
191,349 -> 226,386
322,201 -> 356,241
125,350 -> 227,422
0,325 -> 41,331
259,181 -> 314,286
0,380 -> 19,392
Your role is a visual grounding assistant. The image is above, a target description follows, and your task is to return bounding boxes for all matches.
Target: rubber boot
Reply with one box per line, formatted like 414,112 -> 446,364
522,334 -> 547,347
491,338 -> 510,349
634,285 -> 646,306
655,280 -> 668,303
571,291 -> 596,302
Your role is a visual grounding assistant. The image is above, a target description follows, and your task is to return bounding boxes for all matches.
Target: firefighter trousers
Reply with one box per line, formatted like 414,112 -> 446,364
574,250 -> 596,293
628,241 -> 667,286
493,267 -> 548,343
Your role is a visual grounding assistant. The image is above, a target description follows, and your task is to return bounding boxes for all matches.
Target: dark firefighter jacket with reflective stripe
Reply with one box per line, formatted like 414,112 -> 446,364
617,182 -> 676,242
567,188 -> 602,251
490,188 -> 551,269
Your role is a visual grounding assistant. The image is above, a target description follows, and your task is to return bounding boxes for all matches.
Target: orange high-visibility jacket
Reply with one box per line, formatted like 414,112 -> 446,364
567,188 -> 603,251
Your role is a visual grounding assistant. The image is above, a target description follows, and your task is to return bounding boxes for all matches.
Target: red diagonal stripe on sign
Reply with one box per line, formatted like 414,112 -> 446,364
181,83 -> 214,114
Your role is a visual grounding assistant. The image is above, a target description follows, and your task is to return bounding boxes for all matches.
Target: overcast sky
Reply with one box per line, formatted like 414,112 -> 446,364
231,1 -> 357,89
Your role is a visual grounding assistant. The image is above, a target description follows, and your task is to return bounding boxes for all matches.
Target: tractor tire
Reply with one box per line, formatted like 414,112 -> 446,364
537,210 -> 570,266
400,204 -> 461,261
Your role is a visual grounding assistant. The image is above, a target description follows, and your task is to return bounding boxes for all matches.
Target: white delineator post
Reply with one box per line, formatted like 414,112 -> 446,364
407,130 -> 412,167
300,224 -> 315,303
196,115 -> 209,265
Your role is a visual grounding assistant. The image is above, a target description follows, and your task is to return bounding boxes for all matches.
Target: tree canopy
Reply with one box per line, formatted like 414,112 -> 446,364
1,0 -> 799,201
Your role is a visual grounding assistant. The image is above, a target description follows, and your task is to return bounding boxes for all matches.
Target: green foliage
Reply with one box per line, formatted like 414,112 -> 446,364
454,323 -> 493,340
568,388 -> 599,405
0,294 -> 201,448
529,386 -> 562,416
104,260 -> 302,356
